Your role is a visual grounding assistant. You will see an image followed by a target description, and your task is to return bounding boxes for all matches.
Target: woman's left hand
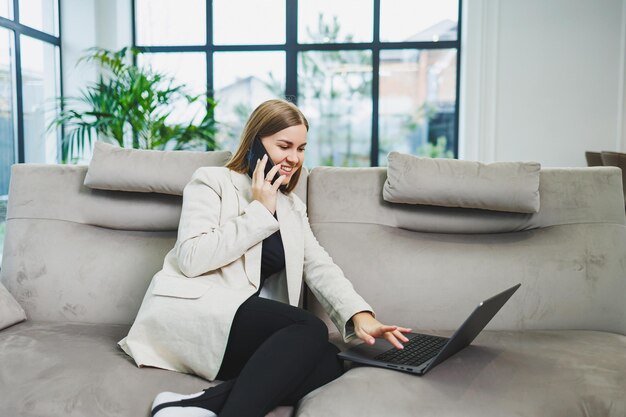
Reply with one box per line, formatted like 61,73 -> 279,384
351,311 -> 412,350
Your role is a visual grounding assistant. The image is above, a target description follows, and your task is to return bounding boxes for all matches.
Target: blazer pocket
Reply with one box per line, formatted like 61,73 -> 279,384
152,274 -> 213,299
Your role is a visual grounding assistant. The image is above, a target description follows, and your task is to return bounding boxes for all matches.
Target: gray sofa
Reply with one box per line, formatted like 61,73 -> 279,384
1,157 -> 625,417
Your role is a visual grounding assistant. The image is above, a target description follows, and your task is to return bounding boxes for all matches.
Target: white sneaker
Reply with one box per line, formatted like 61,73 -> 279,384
151,391 -> 217,417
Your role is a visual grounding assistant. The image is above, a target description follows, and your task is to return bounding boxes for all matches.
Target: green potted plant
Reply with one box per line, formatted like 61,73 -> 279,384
50,47 -> 217,163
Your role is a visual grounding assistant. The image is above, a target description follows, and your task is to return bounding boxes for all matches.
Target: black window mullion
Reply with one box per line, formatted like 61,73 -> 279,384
294,41 -> 457,52
130,0 -> 462,161
206,0 -> 213,98
7,23 -> 59,44
371,0 -> 380,166
454,0 -> 463,158
57,0 -> 64,163
3,0 -> 63,164
131,0 -> 137,66
379,40 -> 457,50
136,45 -> 294,53
13,0 -> 23,163
14,32 -> 24,163
0,18 -> 61,45
137,45 -> 206,53
285,0 -> 297,102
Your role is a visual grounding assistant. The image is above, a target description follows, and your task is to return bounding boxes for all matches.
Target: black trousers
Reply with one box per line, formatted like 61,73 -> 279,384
180,294 -> 344,417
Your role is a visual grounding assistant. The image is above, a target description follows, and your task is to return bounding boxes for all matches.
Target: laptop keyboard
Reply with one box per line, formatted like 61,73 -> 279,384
375,334 -> 448,366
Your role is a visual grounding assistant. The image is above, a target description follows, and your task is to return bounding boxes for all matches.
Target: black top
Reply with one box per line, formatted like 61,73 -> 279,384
260,212 -> 286,289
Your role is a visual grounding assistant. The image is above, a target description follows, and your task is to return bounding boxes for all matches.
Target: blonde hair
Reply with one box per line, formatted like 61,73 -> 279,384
226,99 -> 309,193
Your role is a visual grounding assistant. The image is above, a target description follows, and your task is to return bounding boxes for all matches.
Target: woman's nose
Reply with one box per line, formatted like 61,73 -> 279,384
286,150 -> 298,163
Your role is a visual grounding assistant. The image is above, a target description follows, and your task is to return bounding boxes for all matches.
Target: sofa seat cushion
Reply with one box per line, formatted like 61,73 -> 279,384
298,330 -> 626,417
0,321 -> 293,417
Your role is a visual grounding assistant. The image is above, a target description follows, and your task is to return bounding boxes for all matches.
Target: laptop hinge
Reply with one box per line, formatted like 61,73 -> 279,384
420,358 -> 436,372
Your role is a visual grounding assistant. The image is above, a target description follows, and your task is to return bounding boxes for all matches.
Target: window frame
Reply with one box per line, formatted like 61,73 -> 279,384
0,0 -> 63,164
132,0 -> 462,165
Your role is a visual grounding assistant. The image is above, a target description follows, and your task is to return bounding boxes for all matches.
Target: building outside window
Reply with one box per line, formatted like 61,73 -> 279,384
0,0 -> 62,264
133,0 -> 460,168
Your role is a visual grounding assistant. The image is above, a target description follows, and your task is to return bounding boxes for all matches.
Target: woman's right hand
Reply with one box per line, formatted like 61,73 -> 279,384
251,154 -> 286,214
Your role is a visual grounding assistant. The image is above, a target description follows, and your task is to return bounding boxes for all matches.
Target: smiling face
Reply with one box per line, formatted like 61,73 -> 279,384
226,99 -> 309,193
260,124 -> 308,186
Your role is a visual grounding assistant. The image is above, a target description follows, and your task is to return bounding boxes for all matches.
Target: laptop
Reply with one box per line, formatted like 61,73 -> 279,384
338,283 -> 521,376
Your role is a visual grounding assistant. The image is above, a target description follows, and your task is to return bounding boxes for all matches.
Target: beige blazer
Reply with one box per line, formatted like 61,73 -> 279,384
119,167 -> 373,381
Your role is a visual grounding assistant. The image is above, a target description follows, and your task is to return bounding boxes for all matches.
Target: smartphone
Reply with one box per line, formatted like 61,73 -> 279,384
246,137 -> 279,182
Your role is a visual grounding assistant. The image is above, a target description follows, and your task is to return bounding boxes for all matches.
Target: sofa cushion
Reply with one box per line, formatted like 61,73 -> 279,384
1,217 -> 177,325
84,141 -> 232,195
0,321 -> 293,417
297,330 -> 626,417
383,152 -> 541,213
8,164 -> 183,232
307,221 -> 626,335
306,168 -> 626,335
0,282 -> 26,330
307,166 -> 625,235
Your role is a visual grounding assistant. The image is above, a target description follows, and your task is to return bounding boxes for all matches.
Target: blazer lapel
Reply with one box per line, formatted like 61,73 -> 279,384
230,170 -> 304,300
230,170 -> 253,208
230,170 -> 262,289
277,193 -> 304,306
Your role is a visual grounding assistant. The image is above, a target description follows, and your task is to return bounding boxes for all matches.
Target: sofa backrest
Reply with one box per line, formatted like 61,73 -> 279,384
0,163 -> 307,325
2,161 -> 625,335
305,166 -> 626,335
1,164 -> 180,325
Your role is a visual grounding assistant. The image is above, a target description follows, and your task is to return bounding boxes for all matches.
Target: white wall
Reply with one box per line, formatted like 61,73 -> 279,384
60,0 -> 132,160
61,0 -> 132,100
94,0 -> 132,51
460,0 -> 626,167
60,0 -> 97,98
61,0 -> 626,167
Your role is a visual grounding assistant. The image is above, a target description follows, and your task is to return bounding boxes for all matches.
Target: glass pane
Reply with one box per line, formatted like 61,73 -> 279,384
136,0 -> 205,46
0,28 -> 15,264
298,0 -> 373,43
0,194 -> 6,264
0,0 -> 12,19
0,28 -> 15,196
213,0 -> 284,45
213,51 -> 285,152
21,35 -> 60,163
137,52 -> 207,128
378,49 -> 457,165
298,50 -> 372,167
19,0 -> 59,36
380,0 -> 458,42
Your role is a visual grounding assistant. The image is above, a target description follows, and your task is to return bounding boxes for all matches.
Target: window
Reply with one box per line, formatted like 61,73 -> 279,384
133,0 -> 460,167
0,0 -> 62,263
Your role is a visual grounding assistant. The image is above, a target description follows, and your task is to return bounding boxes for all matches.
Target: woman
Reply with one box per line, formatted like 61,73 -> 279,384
119,99 -> 411,417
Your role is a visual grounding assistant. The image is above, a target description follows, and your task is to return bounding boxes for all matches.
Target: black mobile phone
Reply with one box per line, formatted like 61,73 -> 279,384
246,137 -> 278,182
